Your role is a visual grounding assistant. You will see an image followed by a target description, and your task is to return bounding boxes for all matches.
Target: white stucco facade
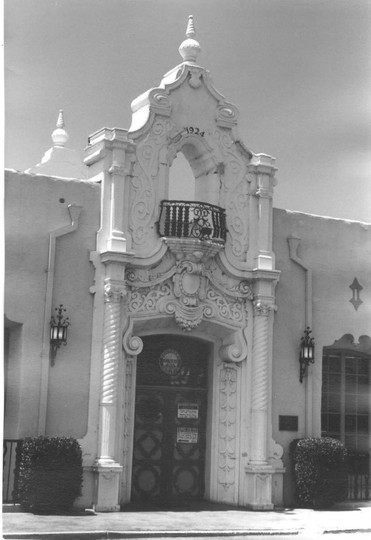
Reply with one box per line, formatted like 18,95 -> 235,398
4,18 -> 371,511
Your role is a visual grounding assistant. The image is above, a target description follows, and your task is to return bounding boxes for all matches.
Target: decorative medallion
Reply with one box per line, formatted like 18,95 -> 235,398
159,349 -> 182,375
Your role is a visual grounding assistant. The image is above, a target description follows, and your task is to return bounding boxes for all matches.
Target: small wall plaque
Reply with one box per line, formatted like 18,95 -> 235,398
279,415 -> 298,431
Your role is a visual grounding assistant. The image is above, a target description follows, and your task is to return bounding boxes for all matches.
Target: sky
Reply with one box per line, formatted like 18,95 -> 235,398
4,0 -> 371,223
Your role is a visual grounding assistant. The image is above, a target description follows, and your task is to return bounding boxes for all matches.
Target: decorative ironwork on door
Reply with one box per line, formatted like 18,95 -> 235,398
131,335 -> 208,506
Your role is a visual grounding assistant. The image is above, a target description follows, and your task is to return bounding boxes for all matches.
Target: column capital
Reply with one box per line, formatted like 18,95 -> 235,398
256,186 -> 273,199
253,300 -> 276,317
104,279 -> 127,303
108,162 -> 126,176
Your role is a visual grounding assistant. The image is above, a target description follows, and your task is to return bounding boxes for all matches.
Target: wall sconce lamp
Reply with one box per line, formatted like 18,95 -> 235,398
299,326 -> 315,383
49,304 -> 70,366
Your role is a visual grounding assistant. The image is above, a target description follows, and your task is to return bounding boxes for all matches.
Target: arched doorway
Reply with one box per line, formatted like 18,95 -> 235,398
131,334 -> 210,507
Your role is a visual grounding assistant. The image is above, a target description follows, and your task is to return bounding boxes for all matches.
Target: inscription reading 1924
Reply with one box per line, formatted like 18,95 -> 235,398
184,127 -> 205,137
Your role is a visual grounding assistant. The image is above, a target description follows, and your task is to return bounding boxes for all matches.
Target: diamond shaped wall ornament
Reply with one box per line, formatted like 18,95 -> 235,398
349,277 -> 363,311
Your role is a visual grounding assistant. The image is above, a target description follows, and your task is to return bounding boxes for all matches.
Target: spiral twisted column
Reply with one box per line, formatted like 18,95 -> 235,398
244,298 -> 276,509
250,300 -> 274,465
97,280 -> 126,465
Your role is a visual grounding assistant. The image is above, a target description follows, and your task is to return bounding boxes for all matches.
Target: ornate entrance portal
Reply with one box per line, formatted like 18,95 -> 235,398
87,17 -> 284,511
131,335 -> 209,506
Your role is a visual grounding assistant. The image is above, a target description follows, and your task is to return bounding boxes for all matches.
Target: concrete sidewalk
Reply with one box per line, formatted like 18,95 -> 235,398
3,503 -> 371,538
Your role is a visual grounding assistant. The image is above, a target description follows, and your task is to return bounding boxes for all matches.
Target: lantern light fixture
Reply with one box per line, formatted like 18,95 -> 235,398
299,326 -> 315,383
49,304 -> 70,365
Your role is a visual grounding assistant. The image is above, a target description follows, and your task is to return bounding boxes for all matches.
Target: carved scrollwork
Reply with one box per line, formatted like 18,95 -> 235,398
128,284 -> 172,313
213,130 -> 249,260
220,328 -> 248,363
239,280 -> 254,298
216,104 -> 239,128
126,251 -> 176,287
126,252 -> 250,332
123,334 -> 143,356
130,159 -> 155,246
121,355 -> 135,496
226,184 -> 249,258
148,90 -> 172,117
159,300 -> 214,332
122,318 -> 143,357
130,119 -> 173,252
205,261 -> 254,301
218,365 -> 238,495
215,130 -> 233,150
206,289 -> 245,324
127,273 -> 247,333
152,119 -> 172,139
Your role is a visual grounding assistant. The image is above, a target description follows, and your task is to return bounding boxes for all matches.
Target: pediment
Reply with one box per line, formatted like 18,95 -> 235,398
129,62 -> 249,156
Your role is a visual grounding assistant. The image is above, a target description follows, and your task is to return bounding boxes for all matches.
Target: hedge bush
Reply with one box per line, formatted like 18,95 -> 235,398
290,437 -> 348,508
15,436 -> 83,513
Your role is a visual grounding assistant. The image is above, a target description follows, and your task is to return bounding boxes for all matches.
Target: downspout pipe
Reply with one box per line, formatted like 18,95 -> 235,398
37,204 -> 82,435
287,235 -> 313,436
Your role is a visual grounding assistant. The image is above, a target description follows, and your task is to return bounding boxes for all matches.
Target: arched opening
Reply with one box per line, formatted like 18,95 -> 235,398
168,141 -> 220,206
168,152 -> 195,201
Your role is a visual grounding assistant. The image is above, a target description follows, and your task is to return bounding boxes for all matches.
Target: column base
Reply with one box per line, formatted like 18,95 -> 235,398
93,459 -> 123,512
244,464 -> 275,510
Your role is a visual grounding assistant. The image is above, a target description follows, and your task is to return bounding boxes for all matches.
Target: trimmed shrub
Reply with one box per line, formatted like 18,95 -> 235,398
15,436 -> 83,513
290,437 -> 348,508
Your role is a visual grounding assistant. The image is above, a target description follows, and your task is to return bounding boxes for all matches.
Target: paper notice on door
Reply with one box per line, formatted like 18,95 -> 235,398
177,427 -> 198,443
177,403 -> 199,419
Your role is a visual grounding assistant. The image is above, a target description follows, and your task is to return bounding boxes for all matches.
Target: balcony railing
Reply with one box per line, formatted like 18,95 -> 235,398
157,200 -> 227,243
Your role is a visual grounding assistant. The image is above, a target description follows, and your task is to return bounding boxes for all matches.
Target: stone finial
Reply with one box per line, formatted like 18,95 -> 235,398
179,15 -> 201,63
25,108 -> 88,179
52,109 -> 69,147
186,14 -> 196,38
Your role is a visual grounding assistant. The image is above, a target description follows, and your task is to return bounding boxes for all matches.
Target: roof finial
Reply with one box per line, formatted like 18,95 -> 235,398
186,14 -> 196,38
56,109 -> 65,129
179,15 -> 201,63
52,109 -> 69,147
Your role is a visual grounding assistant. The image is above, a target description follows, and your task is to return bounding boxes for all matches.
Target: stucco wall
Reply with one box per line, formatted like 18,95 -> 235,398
272,207 -> 371,503
4,170 -> 100,439
5,167 -> 370,508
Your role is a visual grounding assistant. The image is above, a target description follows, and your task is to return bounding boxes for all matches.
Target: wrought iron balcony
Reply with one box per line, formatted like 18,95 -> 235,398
157,200 -> 227,244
